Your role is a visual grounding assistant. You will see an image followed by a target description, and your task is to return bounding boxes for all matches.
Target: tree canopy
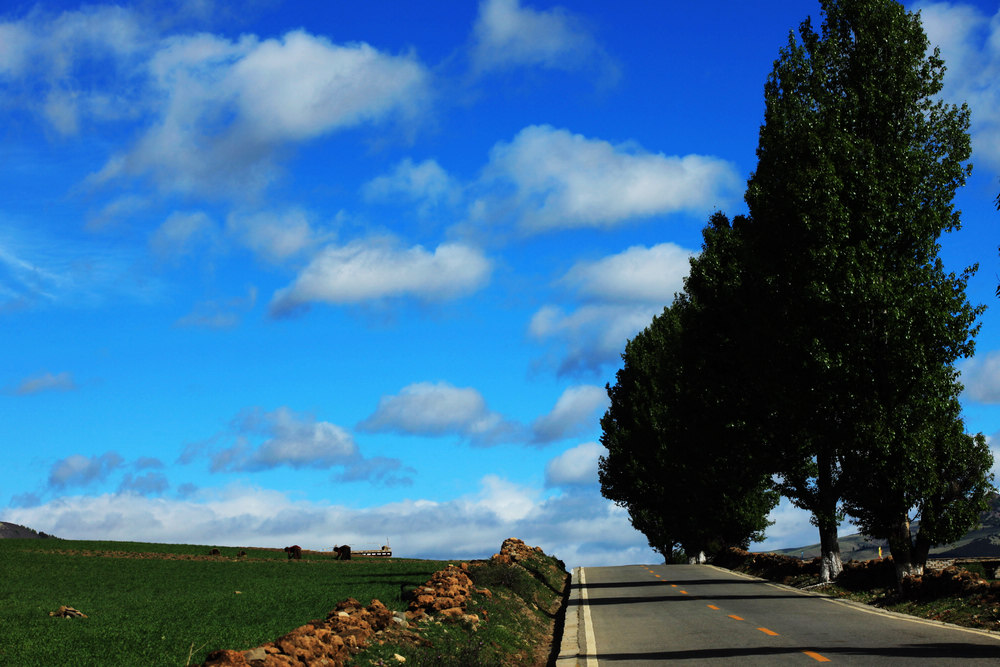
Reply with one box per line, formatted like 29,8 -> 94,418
601,0 -> 993,583
599,214 -> 778,560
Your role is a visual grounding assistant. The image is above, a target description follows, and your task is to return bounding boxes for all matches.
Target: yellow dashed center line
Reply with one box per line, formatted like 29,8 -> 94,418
680,590 -> 689,595
757,627 -> 779,636
803,650 -> 831,662
670,584 -> 677,588
728,614 -> 744,621
707,604 -> 720,610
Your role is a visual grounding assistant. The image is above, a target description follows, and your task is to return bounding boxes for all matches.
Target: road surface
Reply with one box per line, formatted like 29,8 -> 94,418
557,563 -> 1000,665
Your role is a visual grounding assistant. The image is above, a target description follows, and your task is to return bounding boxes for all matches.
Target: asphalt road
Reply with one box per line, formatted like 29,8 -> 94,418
557,563 -> 1000,665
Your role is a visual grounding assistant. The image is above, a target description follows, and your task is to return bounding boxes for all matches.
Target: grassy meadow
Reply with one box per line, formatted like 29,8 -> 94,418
0,538 -> 448,666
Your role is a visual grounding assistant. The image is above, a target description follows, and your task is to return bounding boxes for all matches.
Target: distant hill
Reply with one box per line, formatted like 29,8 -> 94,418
0,522 -> 57,539
772,494 -> 1000,560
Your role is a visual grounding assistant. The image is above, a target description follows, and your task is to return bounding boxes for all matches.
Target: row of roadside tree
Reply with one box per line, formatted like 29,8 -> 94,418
599,0 -> 995,586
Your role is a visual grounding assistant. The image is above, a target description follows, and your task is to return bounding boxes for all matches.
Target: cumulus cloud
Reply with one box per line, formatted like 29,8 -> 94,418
528,240 -> 696,377
118,471 -> 169,495
914,2 -> 1000,168
0,5 -> 150,134
529,302 -> 664,377
269,239 -> 492,316
211,407 -> 359,472
363,158 -> 461,209
2,478 -> 658,567
470,0 -> 609,75
48,452 -> 124,490
474,125 -> 740,233
530,385 -> 607,444
358,381 -> 521,446
226,209 -> 325,263
545,442 -> 603,487
960,351 -> 1000,403
561,243 -> 694,303
150,210 -> 217,259
13,371 -> 77,395
182,406 -> 411,485
81,29 -> 429,197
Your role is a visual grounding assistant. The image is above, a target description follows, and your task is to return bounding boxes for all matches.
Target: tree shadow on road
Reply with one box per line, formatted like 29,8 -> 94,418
590,642 -> 1000,661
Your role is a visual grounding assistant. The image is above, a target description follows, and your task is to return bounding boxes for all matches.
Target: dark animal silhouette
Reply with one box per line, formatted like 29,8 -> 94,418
284,545 -> 302,560
333,544 -> 351,560
237,550 -> 247,558
209,548 -> 221,556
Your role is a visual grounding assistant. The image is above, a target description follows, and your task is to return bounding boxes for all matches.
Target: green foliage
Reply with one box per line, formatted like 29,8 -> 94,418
355,554 -> 569,667
599,212 -> 779,558
0,539 -> 446,666
739,0 -> 991,577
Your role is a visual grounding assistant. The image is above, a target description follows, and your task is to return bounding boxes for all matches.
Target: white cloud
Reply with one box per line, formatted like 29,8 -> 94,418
561,243 -> 695,303
150,210 -> 217,259
475,125 -> 740,233
118,471 -> 169,496
987,433 -> 1000,484
750,498 -> 855,554
545,442 -> 603,487
177,407 -> 411,485
0,6 -> 150,134
471,0 -> 601,73
959,350 -> 1000,403
269,239 -> 492,315
86,29 -> 429,197
473,474 -> 539,521
3,479 -> 658,567
914,2 -> 1000,168
529,303 -> 662,376
13,371 -> 77,395
529,241 -> 696,377
226,209 -> 323,263
358,381 -> 521,446
531,385 -> 607,444
0,21 -> 32,75
48,452 -> 123,489
363,158 -> 461,209
210,407 -> 359,472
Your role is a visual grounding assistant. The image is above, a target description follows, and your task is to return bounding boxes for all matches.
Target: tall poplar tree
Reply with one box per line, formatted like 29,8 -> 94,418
741,0 -> 989,581
600,213 -> 777,562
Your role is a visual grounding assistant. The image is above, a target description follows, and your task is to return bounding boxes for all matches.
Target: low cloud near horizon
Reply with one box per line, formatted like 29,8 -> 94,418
2,479 -> 658,568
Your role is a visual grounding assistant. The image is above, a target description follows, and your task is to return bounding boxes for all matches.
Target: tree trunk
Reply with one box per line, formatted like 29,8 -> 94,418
887,519 -> 923,587
817,516 -> 843,582
816,453 -> 843,582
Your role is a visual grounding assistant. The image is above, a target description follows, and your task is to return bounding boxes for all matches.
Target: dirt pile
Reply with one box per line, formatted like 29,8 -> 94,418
902,565 -> 1000,601
405,562 -> 490,624
199,598 -> 397,667
491,537 -> 545,565
195,555 -> 496,666
714,547 -> 821,584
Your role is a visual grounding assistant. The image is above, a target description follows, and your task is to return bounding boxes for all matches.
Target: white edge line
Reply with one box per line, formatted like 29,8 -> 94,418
704,563 -> 1000,642
580,566 -> 599,667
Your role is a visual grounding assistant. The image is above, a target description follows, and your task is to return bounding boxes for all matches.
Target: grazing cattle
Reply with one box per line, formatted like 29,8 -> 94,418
284,545 -> 302,560
333,544 -> 352,560
209,548 -> 221,556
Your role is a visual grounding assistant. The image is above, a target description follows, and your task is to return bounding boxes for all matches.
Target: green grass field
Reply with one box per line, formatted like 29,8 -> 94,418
0,538 -> 448,666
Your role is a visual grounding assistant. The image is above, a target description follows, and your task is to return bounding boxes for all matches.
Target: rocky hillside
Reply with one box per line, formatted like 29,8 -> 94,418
774,494 -> 1000,560
0,522 -> 56,539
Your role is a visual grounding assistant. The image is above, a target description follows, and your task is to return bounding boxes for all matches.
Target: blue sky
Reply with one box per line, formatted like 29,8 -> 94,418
2,0 -> 999,567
